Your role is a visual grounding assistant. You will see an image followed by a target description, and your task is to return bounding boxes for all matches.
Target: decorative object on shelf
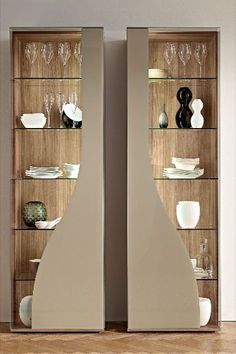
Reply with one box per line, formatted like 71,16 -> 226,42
194,267 -> 210,279
172,157 -> 199,171
20,113 -> 46,129
56,92 -> 66,128
190,258 -> 197,269
194,43 -> 207,78
158,104 -> 168,128
41,42 -> 55,65
43,92 -> 54,128
19,295 -> 32,327
35,217 -> 62,230
176,87 -> 193,128
29,259 -> 41,273
25,166 -> 62,179
148,68 -> 168,79
196,238 -> 213,278
176,201 -> 200,229
191,99 -> 204,128
62,102 -> 82,129
74,42 -> 83,73
23,201 -> 47,227
58,42 -> 71,66
199,297 -> 212,326
163,157 -> 204,179
178,43 -> 191,78
63,163 -> 80,178
25,42 -> 38,65
163,42 -> 177,77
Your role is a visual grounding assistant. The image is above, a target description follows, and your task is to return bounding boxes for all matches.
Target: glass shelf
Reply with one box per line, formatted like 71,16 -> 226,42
177,228 -> 216,231
149,127 -> 217,130
13,228 -> 54,231
196,278 -> 217,281
14,128 -> 82,130
12,177 -> 78,181
12,77 -> 82,80
149,77 -> 216,81
154,177 -> 218,180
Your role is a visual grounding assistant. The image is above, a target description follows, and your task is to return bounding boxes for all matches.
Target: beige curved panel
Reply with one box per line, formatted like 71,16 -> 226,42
127,28 -> 200,330
32,28 -> 104,330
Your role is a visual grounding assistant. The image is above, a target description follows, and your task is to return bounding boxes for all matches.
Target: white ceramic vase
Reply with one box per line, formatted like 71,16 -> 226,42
159,104 -> 168,128
191,99 -> 204,128
176,201 -> 200,229
19,295 -> 32,327
199,297 -> 212,326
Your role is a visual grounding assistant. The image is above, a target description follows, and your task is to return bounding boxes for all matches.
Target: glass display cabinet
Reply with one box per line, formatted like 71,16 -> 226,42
11,28 -> 104,331
127,28 -> 219,331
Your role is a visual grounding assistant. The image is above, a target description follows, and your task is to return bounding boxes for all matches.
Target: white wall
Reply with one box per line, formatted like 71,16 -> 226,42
0,0 -> 235,322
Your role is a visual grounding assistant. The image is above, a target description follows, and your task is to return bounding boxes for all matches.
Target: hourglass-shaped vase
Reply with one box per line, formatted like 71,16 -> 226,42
191,99 -> 204,128
176,87 -> 193,128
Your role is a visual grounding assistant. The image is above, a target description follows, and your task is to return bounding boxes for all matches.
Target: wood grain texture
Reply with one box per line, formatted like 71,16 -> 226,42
149,79 -> 216,128
4,322 -> 236,354
179,230 -> 217,278
149,32 -> 217,78
14,130 -> 81,177
14,179 -> 76,228
15,231 -> 52,281
155,179 -> 217,229
197,280 -> 218,325
149,130 -> 217,178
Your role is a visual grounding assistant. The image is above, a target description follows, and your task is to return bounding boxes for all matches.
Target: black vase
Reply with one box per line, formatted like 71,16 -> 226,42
176,87 -> 193,128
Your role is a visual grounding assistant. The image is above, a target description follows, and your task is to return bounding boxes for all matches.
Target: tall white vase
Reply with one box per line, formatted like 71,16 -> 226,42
191,99 -> 204,128
199,297 -> 212,326
176,201 -> 200,229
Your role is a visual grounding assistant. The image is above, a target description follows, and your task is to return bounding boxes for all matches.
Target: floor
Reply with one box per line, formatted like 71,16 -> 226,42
0,322 -> 235,354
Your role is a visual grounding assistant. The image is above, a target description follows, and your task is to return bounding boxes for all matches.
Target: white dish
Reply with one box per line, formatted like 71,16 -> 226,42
148,68 -> 168,79
35,217 -> 62,230
29,259 -> 41,263
26,172 -> 63,179
20,113 -> 47,128
63,103 -> 82,122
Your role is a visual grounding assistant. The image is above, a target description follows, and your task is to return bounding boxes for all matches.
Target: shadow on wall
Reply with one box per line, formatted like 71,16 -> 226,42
104,39 -> 127,321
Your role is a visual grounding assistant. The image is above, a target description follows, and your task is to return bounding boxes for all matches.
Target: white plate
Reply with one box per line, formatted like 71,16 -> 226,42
63,103 -> 82,122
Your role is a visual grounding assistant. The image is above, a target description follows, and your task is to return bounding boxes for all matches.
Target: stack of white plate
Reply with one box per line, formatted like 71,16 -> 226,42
25,166 -> 63,179
163,157 -> 204,179
63,163 -> 80,178
35,217 -> 62,229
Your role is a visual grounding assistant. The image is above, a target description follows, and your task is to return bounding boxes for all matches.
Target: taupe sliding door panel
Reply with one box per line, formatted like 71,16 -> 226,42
127,28 -> 200,331
32,28 -> 104,330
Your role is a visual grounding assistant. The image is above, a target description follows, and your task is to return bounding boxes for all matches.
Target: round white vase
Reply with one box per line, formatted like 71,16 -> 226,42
19,295 -> 32,327
199,297 -> 212,326
176,201 -> 200,229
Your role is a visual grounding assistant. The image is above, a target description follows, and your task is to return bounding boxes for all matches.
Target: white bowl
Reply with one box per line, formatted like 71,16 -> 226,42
176,201 -> 200,229
19,295 -> 32,327
148,68 -> 168,79
199,297 -> 211,326
20,113 -> 46,128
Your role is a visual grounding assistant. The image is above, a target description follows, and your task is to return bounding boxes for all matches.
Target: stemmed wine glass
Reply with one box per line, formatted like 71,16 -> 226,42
178,43 -> 191,78
25,43 -> 38,65
69,92 -> 78,128
194,43 -> 207,78
163,42 -> 177,77
41,42 -> 55,65
44,93 -> 54,128
74,42 -> 82,75
58,42 -> 71,66
56,92 -> 66,128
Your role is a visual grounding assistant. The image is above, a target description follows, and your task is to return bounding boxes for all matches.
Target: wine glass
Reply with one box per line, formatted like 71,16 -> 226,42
69,92 -> 78,128
25,43 -> 38,65
163,42 -> 177,77
74,42 -> 82,75
58,42 -> 71,66
41,42 -> 54,65
194,43 -> 207,78
178,43 -> 191,78
44,93 -> 54,128
56,93 -> 66,128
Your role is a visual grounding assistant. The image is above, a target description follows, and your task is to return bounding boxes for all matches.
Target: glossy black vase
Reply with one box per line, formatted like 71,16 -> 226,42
176,87 -> 193,128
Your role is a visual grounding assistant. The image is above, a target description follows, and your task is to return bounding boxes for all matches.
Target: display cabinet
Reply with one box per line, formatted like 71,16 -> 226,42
127,28 -> 219,331
11,28 -> 104,331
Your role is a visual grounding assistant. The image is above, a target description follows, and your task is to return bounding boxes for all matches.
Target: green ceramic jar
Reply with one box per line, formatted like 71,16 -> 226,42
23,201 -> 47,227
